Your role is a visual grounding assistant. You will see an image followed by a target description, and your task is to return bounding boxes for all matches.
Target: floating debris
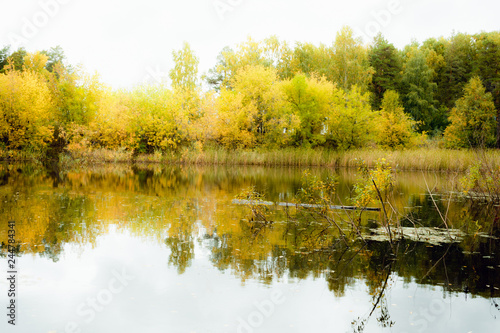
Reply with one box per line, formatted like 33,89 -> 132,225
363,227 -> 467,245
232,199 -> 380,211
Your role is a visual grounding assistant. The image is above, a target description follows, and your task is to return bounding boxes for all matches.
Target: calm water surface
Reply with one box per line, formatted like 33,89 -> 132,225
0,163 -> 498,333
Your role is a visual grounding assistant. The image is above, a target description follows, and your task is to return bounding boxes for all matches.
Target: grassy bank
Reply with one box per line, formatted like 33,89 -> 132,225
2,147 -> 499,172
55,147 -> 500,172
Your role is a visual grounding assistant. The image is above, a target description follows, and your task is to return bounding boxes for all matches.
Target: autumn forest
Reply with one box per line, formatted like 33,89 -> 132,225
1,26 -> 500,161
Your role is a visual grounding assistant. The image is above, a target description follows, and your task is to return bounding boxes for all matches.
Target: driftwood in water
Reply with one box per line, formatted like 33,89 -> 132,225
232,199 -> 381,212
362,227 -> 499,245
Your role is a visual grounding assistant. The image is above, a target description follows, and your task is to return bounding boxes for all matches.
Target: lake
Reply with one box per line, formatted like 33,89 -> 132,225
0,163 -> 499,333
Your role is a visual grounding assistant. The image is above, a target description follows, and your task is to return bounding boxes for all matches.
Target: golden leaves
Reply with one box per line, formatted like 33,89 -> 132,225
0,69 -> 54,149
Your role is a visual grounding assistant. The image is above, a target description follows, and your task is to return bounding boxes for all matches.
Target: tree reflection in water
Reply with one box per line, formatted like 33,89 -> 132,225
0,163 -> 498,331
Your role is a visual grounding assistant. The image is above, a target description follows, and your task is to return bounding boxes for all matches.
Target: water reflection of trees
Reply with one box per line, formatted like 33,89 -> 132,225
402,192 -> 500,236
164,199 -> 199,274
0,164 -> 99,257
0,163 -> 498,304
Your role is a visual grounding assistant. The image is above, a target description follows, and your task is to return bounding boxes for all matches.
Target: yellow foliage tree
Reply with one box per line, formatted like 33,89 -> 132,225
0,67 -> 54,150
330,26 -> 373,92
170,42 -> 199,91
214,88 -> 257,149
23,52 -> 49,75
325,85 -> 374,149
127,84 -> 190,153
444,76 -> 497,148
281,74 -> 332,147
376,90 -> 422,149
188,92 -> 218,151
206,36 -> 293,90
87,89 -> 135,150
230,65 -> 295,147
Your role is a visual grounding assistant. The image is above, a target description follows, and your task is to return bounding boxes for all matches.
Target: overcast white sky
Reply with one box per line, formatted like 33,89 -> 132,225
1,0 -> 499,88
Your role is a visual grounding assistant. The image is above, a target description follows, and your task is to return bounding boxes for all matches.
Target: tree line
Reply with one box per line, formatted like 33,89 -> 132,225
1,26 -> 499,156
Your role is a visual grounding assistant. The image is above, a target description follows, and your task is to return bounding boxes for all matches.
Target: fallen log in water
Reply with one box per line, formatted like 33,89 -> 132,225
231,199 -> 381,212
363,226 -> 498,245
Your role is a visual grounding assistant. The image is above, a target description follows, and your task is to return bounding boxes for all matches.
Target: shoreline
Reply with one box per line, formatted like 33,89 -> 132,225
2,147 -> 498,172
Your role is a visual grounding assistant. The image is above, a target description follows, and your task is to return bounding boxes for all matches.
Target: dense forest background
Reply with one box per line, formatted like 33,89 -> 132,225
1,26 -> 499,156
